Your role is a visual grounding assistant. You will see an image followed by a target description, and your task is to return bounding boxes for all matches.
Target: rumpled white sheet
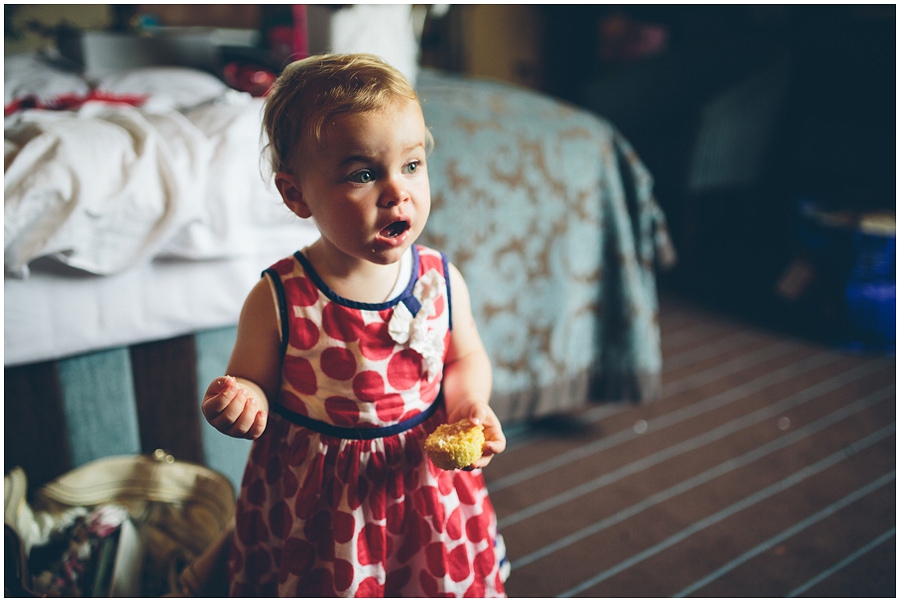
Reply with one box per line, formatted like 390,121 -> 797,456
4,65 -> 304,278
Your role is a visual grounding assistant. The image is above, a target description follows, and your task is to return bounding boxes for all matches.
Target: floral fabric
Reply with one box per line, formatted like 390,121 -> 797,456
418,69 -> 677,419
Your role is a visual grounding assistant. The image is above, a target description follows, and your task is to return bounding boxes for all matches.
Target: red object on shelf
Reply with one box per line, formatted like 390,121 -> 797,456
293,5 -> 308,60
267,5 -> 309,65
223,63 -> 277,97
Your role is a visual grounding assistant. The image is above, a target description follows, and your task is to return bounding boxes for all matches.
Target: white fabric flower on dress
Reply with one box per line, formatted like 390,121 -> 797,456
388,268 -> 445,381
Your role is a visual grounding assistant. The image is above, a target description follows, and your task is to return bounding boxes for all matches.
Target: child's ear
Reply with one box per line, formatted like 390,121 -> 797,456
275,172 -> 312,219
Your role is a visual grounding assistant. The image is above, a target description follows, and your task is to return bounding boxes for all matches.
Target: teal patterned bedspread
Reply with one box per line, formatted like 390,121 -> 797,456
418,70 -> 676,421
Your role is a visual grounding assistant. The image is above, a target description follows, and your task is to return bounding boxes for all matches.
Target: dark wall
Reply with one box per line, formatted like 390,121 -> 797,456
540,5 -> 895,330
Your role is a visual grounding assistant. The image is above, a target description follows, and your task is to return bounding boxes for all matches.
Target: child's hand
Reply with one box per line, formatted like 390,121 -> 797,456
448,402 -> 506,469
202,375 -> 267,439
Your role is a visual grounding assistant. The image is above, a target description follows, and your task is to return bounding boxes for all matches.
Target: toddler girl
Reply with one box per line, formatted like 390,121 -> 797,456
201,53 -> 508,597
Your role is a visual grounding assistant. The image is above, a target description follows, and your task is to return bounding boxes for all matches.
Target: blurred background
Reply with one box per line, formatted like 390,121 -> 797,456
417,4 -> 895,352
6,4 -> 895,350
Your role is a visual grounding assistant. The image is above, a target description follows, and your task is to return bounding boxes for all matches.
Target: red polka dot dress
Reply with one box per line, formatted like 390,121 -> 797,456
227,245 -> 508,597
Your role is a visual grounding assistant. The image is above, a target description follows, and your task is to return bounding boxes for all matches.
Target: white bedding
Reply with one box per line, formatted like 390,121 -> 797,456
4,54 -> 320,365
4,57 -> 304,276
3,245 -> 322,367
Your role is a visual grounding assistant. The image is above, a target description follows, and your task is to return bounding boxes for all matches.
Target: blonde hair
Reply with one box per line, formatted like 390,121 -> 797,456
262,53 -> 425,175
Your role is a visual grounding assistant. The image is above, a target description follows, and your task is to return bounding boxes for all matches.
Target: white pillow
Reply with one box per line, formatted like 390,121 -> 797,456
306,5 -> 420,86
94,66 -> 232,112
4,53 -> 91,106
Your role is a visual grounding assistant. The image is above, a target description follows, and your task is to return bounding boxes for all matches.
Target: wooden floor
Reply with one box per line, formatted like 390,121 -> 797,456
486,291 -> 895,598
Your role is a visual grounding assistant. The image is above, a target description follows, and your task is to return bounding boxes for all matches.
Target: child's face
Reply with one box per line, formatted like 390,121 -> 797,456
279,100 -> 431,268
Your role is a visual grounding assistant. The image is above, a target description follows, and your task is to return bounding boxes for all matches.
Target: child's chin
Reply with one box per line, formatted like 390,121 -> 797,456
370,245 -> 410,265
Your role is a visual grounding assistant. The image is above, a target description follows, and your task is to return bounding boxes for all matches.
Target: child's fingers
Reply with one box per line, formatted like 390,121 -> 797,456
203,376 -> 240,414
202,376 -> 237,418
222,394 -> 260,437
483,436 -> 506,456
466,404 -> 488,426
206,383 -> 249,430
474,420 -> 506,470
201,376 -> 268,439
471,452 -> 495,470
207,375 -> 234,396
244,409 -> 268,440
480,414 -> 506,454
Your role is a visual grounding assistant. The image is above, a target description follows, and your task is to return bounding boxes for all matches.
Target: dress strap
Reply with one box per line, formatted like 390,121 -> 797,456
441,252 -> 452,331
262,267 -> 289,358
272,399 -> 440,440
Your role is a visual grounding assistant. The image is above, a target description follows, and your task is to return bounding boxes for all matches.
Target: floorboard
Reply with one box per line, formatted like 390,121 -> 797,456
486,291 -> 896,597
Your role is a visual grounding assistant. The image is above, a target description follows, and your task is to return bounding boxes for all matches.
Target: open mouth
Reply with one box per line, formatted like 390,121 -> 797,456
380,220 -> 410,239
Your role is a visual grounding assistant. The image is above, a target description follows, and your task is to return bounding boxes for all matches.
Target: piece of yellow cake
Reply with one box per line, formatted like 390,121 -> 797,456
424,419 -> 485,470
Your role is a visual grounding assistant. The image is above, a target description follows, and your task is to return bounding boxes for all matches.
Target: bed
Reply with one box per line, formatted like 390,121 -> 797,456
5,50 -> 675,492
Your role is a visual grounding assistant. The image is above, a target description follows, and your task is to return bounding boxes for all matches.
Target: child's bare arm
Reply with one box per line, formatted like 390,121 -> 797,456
202,277 -> 282,439
441,263 -> 505,468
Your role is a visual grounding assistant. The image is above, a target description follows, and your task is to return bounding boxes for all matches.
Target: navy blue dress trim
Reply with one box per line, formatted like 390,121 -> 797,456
293,246 -> 421,312
272,399 -> 440,440
262,267 -> 290,358
442,252 -> 453,332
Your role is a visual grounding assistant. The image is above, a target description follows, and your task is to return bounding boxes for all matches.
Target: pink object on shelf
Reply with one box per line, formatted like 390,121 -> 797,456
223,63 -> 277,97
293,5 -> 308,60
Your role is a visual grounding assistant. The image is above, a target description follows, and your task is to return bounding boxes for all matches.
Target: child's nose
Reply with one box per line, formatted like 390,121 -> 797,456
378,177 -> 410,207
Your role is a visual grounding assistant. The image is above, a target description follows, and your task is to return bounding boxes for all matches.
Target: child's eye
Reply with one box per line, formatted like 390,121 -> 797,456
405,161 -> 422,174
348,170 -> 375,184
